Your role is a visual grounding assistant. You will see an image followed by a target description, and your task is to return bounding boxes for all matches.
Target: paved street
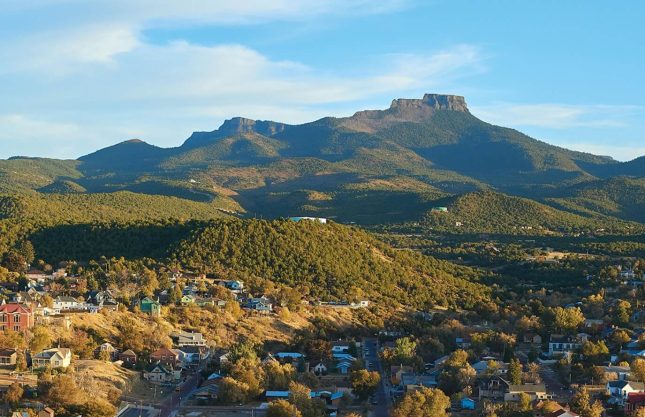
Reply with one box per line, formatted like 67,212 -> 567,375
363,338 -> 390,417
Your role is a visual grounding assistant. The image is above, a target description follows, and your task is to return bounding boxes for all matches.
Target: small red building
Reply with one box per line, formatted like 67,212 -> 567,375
625,392 -> 645,415
0,303 -> 34,332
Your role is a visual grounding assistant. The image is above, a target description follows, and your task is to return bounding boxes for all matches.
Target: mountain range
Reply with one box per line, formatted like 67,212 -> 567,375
2,93 -> 644,228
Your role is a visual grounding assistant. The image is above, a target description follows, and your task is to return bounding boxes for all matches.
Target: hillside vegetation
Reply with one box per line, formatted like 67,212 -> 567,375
170,219 -> 492,309
420,191 -> 642,234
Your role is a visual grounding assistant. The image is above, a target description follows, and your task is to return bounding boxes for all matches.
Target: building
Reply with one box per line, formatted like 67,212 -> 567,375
460,397 -> 476,410
625,392 -> 645,415
288,217 -> 327,224
504,384 -> 548,402
138,297 -> 161,317
171,331 -> 206,347
0,303 -> 34,331
548,335 -> 582,357
607,380 -> 645,406
119,349 -> 137,365
32,348 -> 72,369
143,362 -> 181,383
150,347 -> 179,367
0,348 -> 17,366
53,296 -> 81,311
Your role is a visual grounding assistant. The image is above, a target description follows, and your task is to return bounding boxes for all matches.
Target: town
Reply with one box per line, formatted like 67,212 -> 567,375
0,255 -> 642,417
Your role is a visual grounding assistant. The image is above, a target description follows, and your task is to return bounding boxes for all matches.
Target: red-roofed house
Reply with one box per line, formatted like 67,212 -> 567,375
625,392 -> 645,415
0,303 -> 34,332
150,348 -> 179,367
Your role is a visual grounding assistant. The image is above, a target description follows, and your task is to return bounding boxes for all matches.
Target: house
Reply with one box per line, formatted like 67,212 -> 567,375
625,392 -> 645,415
151,347 -> 179,367
178,346 -> 209,366
607,380 -> 645,406
504,384 -> 548,402
180,295 -> 196,305
472,360 -> 508,376
548,335 -> 582,357
0,348 -> 17,366
244,297 -> 273,313
221,280 -> 244,292
275,352 -> 304,362
400,373 -> 438,390
391,365 -> 414,385
460,397 -> 476,410
119,349 -> 137,365
336,360 -> 352,375
143,362 -> 181,383
0,303 -> 34,331
138,297 -> 161,316
603,365 -> 631,381
87,290 -> 118,311
32,348 -> 72,369
311,362 -> 328,375
545,410 -> 580,417
265,391 -> 291,401
95,342 -> 117,359
456,337 -> 472,349
583,319 -> 605,333
478,377 -> 508,400
53,296 -> 80,311
331,341 -> 352,354
192,382 -> 220,403
523,333 -> 543,345
38,407 -> 55,417
171,331 -> 206,347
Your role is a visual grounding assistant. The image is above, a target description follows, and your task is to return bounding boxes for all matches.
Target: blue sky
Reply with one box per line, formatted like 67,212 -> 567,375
1,0 -> 644,161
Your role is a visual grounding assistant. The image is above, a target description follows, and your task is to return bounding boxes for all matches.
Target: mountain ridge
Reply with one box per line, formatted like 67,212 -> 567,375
1,93 -> 643,227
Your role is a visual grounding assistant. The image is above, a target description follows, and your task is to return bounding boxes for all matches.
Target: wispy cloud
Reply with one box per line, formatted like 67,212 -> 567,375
471,103 -> 644,129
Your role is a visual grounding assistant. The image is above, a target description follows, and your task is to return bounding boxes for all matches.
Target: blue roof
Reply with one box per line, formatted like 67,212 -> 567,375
276,352 -> 303,359
265,391 -> 290,398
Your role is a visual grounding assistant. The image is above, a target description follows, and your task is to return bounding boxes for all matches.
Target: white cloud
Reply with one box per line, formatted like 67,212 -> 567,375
471,103 -> 644,129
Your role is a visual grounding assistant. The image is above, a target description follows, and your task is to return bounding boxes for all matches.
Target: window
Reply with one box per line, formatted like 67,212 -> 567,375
13,325 -> 20,331
14,314 -> 20,322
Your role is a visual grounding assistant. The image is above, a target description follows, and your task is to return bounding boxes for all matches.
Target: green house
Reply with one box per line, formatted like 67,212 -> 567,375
139,297 -> 161,316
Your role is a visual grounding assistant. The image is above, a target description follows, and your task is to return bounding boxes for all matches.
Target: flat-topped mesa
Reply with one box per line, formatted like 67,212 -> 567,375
218,117 -> 287,137
390,94 -> 469,112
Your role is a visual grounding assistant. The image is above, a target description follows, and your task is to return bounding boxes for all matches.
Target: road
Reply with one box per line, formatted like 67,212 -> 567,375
158,369 -> 203,417
540,364 -> 570,401
363,338 -> 390,417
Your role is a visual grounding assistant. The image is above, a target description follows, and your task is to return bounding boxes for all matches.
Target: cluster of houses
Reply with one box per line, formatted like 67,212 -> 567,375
142,331 -> 210,383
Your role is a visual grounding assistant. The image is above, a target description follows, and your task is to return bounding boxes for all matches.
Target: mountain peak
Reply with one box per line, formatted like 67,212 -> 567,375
217,117 -> 287,137
340,93 -> 470,132
389,93 -> 468,112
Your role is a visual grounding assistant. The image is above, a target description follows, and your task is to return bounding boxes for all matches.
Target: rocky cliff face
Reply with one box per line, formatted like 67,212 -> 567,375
340,93 -> 469,132
218,117 -> 287,137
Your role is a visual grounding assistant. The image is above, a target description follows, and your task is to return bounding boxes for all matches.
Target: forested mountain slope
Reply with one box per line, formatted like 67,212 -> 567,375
0,93 -> 643,226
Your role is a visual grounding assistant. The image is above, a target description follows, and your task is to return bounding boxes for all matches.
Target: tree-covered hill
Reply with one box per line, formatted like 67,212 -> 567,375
0,191 -> 235,257
419,190 -> 642,235
169,219 -> 491,309
546,177 -> 645,223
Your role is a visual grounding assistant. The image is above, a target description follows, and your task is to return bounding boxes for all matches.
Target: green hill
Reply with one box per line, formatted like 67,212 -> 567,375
170,219 -> 491,309
547,177 -> 645,223
0,191 -> 235,257
420,190 -> 640,234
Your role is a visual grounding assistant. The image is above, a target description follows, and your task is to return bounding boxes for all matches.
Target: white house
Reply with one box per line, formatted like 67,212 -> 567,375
312,362 -> 328,375
548,335 -> 582,357
53,296 -> 80,311
32,348 -> 72,369
171,331 -> 206,347
607,380 -> 645,405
